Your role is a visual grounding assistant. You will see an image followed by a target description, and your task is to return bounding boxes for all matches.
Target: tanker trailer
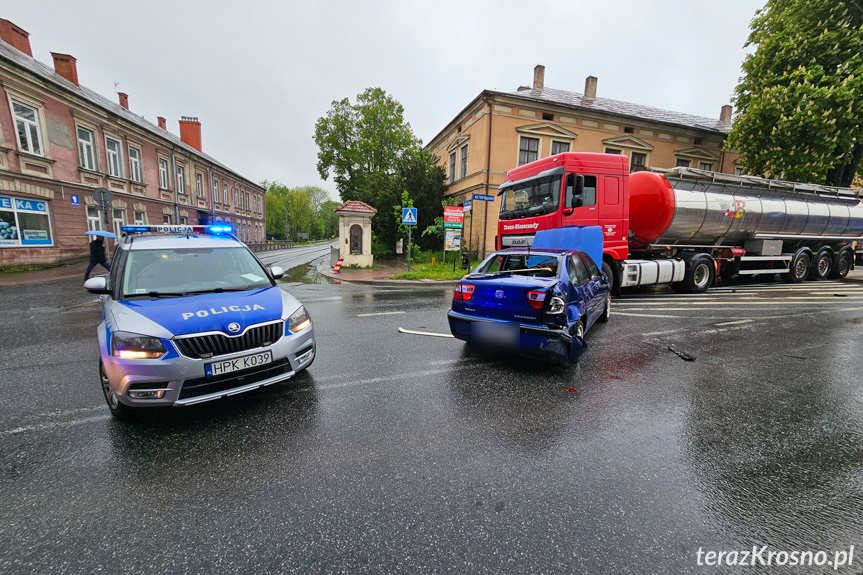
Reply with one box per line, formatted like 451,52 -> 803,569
625,168 -> 863,293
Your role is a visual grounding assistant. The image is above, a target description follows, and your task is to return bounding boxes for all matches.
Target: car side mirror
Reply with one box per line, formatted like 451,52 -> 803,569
270,266 -> 285,280
572,197 -> 583,208
571,175 -> 585,208
84,277 -> 111,294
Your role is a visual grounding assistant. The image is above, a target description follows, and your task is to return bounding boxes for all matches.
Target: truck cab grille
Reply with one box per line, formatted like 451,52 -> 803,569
174,321 -> 283,359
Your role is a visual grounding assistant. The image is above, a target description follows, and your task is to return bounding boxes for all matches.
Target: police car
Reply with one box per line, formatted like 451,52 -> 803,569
84,225 -> 315,419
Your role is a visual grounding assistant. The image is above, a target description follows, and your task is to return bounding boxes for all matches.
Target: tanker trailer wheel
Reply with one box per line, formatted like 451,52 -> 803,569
682,255 -> 715,294
829,249 -> 853,279
808,249 -> 832,281
788,249 -> 811,283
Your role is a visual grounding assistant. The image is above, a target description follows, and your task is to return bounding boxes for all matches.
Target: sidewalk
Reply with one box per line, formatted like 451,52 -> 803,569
0,258 -> 97,287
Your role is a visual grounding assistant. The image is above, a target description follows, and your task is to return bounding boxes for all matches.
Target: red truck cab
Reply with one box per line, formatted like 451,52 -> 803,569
497,153 -> 630,262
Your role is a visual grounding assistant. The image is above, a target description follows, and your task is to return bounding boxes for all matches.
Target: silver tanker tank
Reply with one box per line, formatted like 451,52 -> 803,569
629,168 -> 863,248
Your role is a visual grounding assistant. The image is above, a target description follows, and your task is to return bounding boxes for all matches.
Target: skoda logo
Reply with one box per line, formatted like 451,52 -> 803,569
228,322 -> 241,333
495,290 -> 505,299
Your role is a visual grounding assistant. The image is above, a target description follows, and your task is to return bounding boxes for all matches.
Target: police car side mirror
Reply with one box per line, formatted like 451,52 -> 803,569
270,266 -> 285,280
84,277 -> 110,294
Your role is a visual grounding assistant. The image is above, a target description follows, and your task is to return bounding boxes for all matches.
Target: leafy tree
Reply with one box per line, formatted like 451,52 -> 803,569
294,185 -> 331,212
319,200 -> 341,238
727,0 -> 863,186
314,87 -> 421,202
263,180 -> 290,239
286,189 -> 314,240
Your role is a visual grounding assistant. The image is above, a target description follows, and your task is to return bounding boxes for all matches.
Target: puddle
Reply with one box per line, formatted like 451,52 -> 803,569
279,257 -> 334,285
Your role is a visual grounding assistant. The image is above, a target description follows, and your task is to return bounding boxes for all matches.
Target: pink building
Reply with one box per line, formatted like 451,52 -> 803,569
0,18 -> 266,265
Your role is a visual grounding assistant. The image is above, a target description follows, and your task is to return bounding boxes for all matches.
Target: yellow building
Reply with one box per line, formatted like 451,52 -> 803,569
426,65 -> 740,256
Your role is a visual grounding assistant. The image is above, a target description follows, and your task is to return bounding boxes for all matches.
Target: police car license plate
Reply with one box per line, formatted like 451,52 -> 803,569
205,350 -> 273,377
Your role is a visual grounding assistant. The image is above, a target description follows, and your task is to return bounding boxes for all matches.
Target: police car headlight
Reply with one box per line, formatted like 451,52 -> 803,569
287,306 -> 311,333
111,331 -> 168,359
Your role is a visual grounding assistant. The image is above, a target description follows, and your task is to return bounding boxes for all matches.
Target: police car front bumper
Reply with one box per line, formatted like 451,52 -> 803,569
102,325 -> 315,408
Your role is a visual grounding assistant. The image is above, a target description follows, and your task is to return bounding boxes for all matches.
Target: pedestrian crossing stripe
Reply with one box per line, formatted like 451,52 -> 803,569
402,208 -> 417,225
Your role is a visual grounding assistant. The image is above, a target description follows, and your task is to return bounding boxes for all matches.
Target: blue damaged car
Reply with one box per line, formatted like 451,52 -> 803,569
84,225 -> 315,419
447,247 -> 609,363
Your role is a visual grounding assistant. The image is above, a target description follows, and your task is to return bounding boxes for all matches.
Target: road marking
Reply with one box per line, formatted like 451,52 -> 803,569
1,414 -> 108,436
358,311 -> 406,317
640,329 -> 684,336
715,319 -> 754,326
398,327 -> 454,338
615,312 -> 691,318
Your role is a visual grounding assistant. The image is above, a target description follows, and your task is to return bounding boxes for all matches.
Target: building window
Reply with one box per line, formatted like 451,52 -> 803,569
163,214 -> 171,225
112,208 -> 126,238
624,126 -> 635,134
128,147 -> 142,183
604,148 -> 622,155
245,191 -> 250,211
350,224 -> 362,254
12,100 -> 44,156
460,145 -> 469,179
196,173 -> 204,198
159,159 -> 169,189
87,206 -> 102,233
235,186 -> 239,207
735,167 -> 745,176
630,152 -> 647,172
77,127 -> 96,171
179,216 -> 187,225
176,166 -> 186,194
551,141 -> 570,155
675,158 -> 690,168
449,152 -> 456,183
542,112 -> 554,121
223,183 -> 229,205
699,162 -> 713,171
134,210 -> 148,225
105,137 -> 123,178
213,178 -> 220,203
518,137 -> 539,166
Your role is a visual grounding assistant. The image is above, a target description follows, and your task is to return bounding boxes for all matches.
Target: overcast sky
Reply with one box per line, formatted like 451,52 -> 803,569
10,0 -> 764,200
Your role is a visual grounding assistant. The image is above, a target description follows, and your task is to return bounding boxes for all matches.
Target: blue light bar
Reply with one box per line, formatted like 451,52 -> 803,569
119,225 -> 234,235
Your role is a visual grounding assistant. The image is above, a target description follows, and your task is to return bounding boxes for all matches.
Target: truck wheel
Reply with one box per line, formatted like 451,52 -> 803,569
788,250 -> 811,283
100,361 -> 136,421
829,249 -> 853,279
809,249 -> 832,281
682,255 -> 714,294
602,260 -> 619,296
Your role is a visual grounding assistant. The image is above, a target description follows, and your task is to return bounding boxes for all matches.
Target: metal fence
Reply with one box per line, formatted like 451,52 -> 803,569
248,241 -> 294,252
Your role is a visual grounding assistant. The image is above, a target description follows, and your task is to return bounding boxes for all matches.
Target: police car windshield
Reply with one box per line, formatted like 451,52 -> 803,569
121,247 -> 272,298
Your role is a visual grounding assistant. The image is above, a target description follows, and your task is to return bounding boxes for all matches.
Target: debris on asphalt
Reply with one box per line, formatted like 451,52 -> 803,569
668,344 -> 696,361
568,387 -> 577,392
397,327 -> 455,338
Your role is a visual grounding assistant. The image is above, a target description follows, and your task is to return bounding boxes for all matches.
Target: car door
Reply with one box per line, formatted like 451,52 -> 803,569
579,252 -> 609,325
566,255 -> 593,325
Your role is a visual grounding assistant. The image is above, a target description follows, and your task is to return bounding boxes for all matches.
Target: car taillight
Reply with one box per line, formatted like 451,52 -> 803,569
527,290 -> 546,310
454,284 -> 476,301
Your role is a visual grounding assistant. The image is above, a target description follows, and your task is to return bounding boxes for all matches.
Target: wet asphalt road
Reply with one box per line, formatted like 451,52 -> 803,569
2,257 -> 863,574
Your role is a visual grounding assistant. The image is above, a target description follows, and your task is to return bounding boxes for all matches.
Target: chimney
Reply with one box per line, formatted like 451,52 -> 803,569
0,19 -> 32,57
51,53 -> 79,86
720,104 -> 733,122
584,76 -> 598,99
179,116 -> 202,151
118,92 -> 129,110
533,65 -> 545,90
157,116 -> 167,130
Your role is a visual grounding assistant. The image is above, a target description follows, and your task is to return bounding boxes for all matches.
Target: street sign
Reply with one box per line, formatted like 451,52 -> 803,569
93,187 -> 113,204
472,194 -> 494,201
443,205 -> 464,229
402,208 -> 417,226
70,195 -> 80,206
463,200 -> 472,212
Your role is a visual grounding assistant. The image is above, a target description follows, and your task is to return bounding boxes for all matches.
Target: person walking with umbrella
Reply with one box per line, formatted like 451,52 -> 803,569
84,231 -> 114,280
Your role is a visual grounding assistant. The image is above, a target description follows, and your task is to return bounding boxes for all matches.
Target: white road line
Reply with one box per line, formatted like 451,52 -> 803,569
640,329 -> 684,336
397,327 -> 454,338
616,301 -> 862,306
714,319 -> 754,326
615,312 -> 691,318
357,311 -> 406,317
1,414 -> 108,436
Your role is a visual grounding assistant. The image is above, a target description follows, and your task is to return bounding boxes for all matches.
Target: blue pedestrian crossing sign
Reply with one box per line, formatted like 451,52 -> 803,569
402,208 -> 417,226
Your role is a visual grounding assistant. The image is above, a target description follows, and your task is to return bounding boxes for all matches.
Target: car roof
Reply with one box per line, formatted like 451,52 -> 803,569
121,234 -> 244,251
495,248 -> 583,256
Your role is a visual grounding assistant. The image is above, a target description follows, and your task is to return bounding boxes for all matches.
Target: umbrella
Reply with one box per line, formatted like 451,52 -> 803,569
85,230 -> 118,239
